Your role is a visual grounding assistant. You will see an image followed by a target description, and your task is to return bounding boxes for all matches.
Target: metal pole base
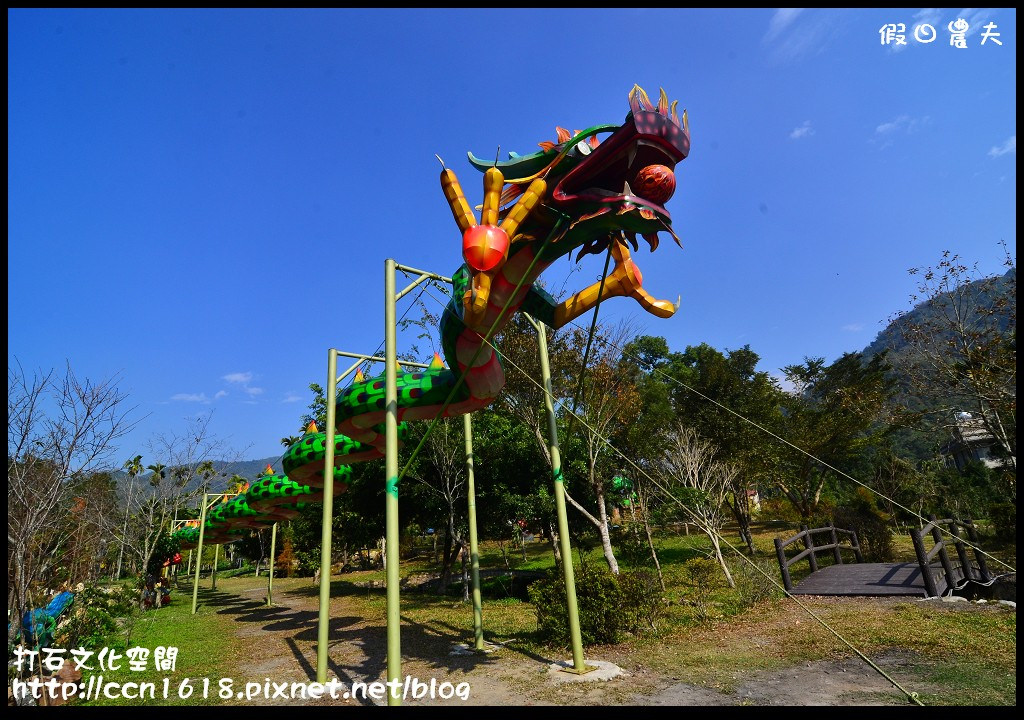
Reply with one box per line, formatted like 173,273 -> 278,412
559,664 -> 600,675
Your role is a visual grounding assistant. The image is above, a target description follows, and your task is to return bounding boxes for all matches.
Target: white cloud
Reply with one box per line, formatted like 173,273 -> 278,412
790,120 -> 814,140
214,390 -> 228,400
875,115 -> 911,134
244,386 -> 264,397
282,393 -> 302,403
988,135 -> 1016,158
914,7 -> 944,26
764,8 -> 805,41
762,8 -> 838,63
871,115 -> 930,148
223,372 -> 253,384
171,392 -> 210,403
842,323 -> 864,332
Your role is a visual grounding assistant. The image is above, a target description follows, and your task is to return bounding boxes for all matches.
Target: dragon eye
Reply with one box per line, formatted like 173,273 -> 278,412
633,164 -> 676,205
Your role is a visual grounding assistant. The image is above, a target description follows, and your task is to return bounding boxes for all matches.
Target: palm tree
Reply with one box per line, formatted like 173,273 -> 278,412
116,455 -> 144,579
227,474 -> 248,495
146,463 -> 166,488
280,435 -> 301,448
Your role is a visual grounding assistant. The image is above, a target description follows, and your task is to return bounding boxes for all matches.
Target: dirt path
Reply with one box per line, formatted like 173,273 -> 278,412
196,576 -> 1005,706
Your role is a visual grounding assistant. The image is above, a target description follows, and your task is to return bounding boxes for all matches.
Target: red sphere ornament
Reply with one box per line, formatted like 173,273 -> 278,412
633,164 -> 676,205
462,224 -> 510,272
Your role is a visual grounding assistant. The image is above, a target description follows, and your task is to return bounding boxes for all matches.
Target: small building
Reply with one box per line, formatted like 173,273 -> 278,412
746,488 -> 761,512
941,412 -> 1013,471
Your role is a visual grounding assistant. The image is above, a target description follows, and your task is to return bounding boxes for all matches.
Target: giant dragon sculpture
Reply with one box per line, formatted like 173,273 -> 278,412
173,85 -> 689,548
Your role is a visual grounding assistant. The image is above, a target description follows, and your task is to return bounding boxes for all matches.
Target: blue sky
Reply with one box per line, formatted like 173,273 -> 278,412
8,8 -> 1016,464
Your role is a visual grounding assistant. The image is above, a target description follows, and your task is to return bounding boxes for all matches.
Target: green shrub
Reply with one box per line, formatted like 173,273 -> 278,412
292,547 -> 320,577
833,487 -> 894,562
146,532 -> 181,576
528,564 -> 664,646
617,569 -> 667,632
615,524 -> 653,568
731,557 -> 782,609
758,498 -> 802,524
988,502 -> 1016,542
679,557 -> 722,622
56,584 -> 138,651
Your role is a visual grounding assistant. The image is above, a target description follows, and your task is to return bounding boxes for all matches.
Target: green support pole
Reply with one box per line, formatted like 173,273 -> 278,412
191,495 -> 210,615
212,543 -> 219,590
267,522 -> 277,607
384,258 -> 402,705
533,317 -> 592,674
186,549 -> 192,577
316,348 -> 339,683
464,413 -> 485,651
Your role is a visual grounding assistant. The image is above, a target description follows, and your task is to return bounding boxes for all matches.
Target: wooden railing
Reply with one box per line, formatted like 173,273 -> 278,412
773,524 -> 863,592
910,515 -> 991,597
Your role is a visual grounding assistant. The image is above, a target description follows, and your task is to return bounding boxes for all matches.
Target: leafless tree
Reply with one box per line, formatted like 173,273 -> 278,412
406,417 -> 467,592
8,360 -> 136,642
124,413 -> 232,598
558,321 -> 642,575
658,423 -> 737,587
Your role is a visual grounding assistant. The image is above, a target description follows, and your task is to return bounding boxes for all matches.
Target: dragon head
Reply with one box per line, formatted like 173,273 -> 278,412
468,85 -> 689,262
448,85 -> 689,328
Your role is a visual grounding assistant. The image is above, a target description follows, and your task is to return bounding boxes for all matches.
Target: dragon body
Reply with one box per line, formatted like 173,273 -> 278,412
173,85 -> 689,548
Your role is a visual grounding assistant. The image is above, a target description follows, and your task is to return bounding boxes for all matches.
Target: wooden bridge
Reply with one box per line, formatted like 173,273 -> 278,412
774,517 -> 991,598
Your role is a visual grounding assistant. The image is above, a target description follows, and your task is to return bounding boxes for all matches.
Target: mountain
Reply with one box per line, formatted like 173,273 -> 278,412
111,455 -> 282,492
861,266 -> 1015,461
864,267 -> 1015,359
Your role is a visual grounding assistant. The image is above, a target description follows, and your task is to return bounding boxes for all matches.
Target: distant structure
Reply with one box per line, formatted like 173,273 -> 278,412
746,487 -> 761,511
941,411 -> 1013,471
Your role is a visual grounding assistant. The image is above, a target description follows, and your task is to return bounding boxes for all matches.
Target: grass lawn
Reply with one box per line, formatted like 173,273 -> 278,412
70,518 -> 1014,706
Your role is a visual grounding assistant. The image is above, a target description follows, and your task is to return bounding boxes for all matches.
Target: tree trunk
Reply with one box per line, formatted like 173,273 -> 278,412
728,495 -> 756,555
564,483 -> 619,573
498,538 -> 510,571
461,541 -> 469,603
710,533 -> 735,588
440,511 -> 455,589
548,520 -> 562,565
595,489 -> 620,574
639,496 -> 665,591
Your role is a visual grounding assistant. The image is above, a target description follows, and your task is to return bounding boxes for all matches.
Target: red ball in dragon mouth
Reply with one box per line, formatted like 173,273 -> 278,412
462,224 -> 509,272
633,164 -> 676,205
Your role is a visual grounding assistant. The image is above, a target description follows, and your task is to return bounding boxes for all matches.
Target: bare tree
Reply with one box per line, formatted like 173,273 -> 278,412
493,313 -> 573,564
558,322 -> 643,575
8,361 -> 136,642
628,472 -> 666,590
406,417 -> 467,592
125,413 -> 230,597
658,423 -> 737,587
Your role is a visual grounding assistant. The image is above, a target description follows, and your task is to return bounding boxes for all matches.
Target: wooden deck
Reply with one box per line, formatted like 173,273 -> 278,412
792,562 -> 966,597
